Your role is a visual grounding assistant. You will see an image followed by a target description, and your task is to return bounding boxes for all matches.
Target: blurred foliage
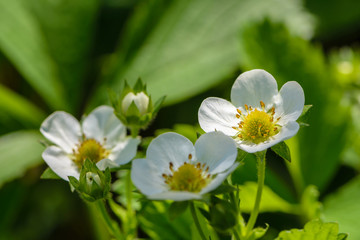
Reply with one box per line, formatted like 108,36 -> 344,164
0,0 -> 360,239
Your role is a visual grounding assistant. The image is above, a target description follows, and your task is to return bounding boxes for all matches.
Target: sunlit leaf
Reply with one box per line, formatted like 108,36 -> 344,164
0,131 -> 44,187
275,219 -> 347,240
238,182 -> 297,214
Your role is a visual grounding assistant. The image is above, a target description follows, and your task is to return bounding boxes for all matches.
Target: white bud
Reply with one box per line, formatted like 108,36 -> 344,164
122,92 -> 149,115
86,172 -> 102,187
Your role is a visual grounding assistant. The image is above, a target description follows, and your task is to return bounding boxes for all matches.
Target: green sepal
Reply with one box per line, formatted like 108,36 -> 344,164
247,224 -> 269,240
40,167 -> 61,179
297,104 -> 313,127
69,159 -> 111,202
168,201 -> 189,220
271,141 -> 291,163
126,101 -> 141,116
133,78 -> 146,93
209,183 -> 237,195
237,149 -> 248,162
153,95 -> 166,114
198,207 -> 211,221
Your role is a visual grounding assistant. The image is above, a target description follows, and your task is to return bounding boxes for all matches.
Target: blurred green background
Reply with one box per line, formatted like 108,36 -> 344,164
1,0 -> 360,239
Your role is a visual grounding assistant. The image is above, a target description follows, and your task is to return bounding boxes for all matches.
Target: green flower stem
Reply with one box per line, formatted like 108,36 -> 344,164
233,228 -> 241,240
125,170 -> 137,239
95,200 -> 123,240
245,150 -> 266,237
130,127 -> 139,138
190,202 -> 207,240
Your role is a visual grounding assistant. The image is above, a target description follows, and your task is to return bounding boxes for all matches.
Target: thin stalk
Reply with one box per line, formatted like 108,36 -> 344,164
232,228 -> 241,240
95,200 -> 123,240
190,202 -> 207,240
245,150 -> 266,237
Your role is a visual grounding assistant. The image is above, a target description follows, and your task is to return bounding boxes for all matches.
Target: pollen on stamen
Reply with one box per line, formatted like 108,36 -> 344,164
260,101 -> 265,110
245,104 -> 249,111
188,153 -> 192,160
237,109 -> 242,115
169,162 -> 174,171
236,114 -> 241,118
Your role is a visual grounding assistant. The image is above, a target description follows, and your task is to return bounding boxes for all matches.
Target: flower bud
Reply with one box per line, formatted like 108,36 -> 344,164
68,159 -> 111,202
110,78 -> 165,131
122,92 -> 149,115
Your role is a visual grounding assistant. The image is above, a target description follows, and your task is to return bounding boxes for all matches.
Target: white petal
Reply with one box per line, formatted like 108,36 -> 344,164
108,138 -> 140,165
148,191 -> 202,201
134,92 -> 149,115
237,121 -> 300,153
96,159 -> 119,171
146,132 -> 195,172
82,105 -> 126,148
42,146 -> 79,181
277,81 -> 305,124
198,97 -> 238,136
195,132 -> 237,174
40,111 -> 81,153
122,92 -> 137,113
131,158 -> 168,196
231,69 -> 279,109
200,163 -> 239,194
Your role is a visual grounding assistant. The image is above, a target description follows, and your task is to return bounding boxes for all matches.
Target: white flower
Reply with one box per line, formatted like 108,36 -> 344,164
122,92 -> 149,115
131,132 -> 238,201
198,69 -> 304,153
40,105 -> 140,181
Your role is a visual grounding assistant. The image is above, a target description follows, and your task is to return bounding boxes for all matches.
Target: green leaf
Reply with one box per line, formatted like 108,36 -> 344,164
271,141 -> 291,163
0,84 -> 46,126
138,201 -> 193,240
238,182 -> 297,214
91,0 -> 314,107
0,131 -> 44,187
231,153 -> 297,203
322,176 -> 360,239
168,201 -> 189,220
0,0 -> 66,110
26,0 -> 100,110
40,167 -> 60,180
275,219 -> 347,240
300,185 -> 322,221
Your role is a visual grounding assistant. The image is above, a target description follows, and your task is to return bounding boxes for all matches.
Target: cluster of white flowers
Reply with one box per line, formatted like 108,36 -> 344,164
40,69 -> 304,200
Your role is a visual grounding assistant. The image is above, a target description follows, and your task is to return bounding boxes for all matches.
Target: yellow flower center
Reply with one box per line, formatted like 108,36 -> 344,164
72,139 -> 109,167
163,155 -> 211,192
233,101 -> 281,144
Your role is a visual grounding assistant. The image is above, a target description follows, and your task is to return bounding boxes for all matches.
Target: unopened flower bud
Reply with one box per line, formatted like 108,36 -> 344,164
122,91 -> 149,115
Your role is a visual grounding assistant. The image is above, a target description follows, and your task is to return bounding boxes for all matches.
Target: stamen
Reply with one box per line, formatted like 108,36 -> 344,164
169,162 -> 174,171
237,109 -> 242,115
188,153 -> 192,160
245,104 -> 249,111
236,114 -> 241,118
260,101 -> 265,110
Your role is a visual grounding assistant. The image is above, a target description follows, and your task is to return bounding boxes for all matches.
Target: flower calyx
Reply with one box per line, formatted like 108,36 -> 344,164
110,78 -> 165,131
68,159 -> 111,202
